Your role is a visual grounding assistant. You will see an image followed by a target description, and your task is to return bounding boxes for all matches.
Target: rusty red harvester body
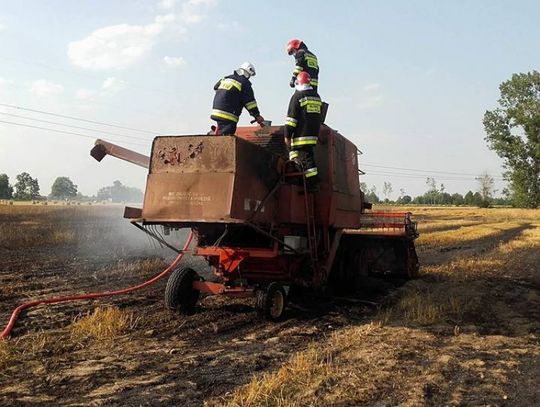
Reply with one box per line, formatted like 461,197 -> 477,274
91,124 -> 419,320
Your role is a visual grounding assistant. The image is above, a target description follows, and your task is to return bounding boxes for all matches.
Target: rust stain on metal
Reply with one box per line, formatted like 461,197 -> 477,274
158,141 -> 204,166
141,129 -> 364,227
151,136 -> 234,174
143,135 -> 279,223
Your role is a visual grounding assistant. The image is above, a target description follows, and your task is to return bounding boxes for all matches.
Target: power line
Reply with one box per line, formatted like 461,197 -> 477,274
0,101 -> 505,180
0,69 -> 177,122
364,169 -> 487,180
0,111 -> 152,142
360,162 -> 504,179
0,119 -> 150,147
0,55 -> 180,97
364,171 -> 476,181
0,103 -> 161,135
364,169 -> 475,180
363,170 -> 504,182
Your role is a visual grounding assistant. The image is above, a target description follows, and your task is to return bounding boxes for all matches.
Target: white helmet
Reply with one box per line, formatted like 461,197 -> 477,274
237,62 -> 256,78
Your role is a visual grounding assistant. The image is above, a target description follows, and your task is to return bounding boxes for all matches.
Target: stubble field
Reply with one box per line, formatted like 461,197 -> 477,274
0,204 -> 538,406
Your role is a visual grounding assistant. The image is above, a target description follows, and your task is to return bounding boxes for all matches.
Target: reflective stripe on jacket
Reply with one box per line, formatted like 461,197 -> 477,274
290,45 -> 319,86
284,87 -> 322,142
211,109 -> 239,123
211,72 -> 260,122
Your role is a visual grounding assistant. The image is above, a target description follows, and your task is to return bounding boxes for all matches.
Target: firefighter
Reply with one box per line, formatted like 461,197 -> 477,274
286,39 -> 319,91
284,71 -> 322,192
211,62 -> 264,135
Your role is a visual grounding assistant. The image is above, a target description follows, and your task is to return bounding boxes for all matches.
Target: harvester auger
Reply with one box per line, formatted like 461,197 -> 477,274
91,123 -> 419,320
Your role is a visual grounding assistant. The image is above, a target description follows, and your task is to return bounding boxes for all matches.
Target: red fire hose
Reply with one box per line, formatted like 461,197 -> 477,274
0,231 -> 194,339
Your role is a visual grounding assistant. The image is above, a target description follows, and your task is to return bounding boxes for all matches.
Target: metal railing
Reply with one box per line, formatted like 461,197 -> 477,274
357,212 -> 418,237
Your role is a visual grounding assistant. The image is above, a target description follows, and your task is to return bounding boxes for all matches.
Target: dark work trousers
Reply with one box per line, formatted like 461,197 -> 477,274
288,145 -> 320,189
214,119 -> 237,135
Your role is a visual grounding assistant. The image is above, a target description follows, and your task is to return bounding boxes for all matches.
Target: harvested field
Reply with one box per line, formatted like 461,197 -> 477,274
0,205 -> 539,406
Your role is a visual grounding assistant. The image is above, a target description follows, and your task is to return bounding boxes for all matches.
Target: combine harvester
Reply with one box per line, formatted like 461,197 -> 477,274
91,121 -> 419,320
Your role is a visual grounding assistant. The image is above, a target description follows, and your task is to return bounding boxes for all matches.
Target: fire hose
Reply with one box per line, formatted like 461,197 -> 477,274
0,231 -> 194,339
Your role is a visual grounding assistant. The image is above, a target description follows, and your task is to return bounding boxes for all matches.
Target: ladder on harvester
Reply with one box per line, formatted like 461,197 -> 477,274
301,175 -> 318,268
245,161 -> 319,271
283,161 -> 319,271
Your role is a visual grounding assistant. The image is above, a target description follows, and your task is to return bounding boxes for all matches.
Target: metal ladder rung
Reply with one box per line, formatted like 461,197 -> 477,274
303,177 -> 318,265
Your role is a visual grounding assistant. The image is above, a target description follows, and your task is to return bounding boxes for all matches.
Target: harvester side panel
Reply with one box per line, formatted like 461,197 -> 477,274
142,135 -> 279,223
314,127 -> 362,228
235,125 -> 363,228
143,172 -> 235,222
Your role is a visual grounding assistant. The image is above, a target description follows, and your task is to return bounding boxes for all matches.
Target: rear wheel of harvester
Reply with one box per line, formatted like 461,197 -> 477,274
328,243 -> 369,294
165,267 -> 200,314
406,240 -> 420,278
255,282 -> 286,321
388,238 -> 419,279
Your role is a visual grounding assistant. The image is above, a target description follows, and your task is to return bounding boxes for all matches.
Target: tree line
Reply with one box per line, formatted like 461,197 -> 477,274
0,173 -> 143,203
1,171 -> 512,207
361,174 -> 508,208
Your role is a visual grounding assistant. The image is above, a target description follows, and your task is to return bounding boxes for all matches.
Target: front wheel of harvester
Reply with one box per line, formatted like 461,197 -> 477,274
255,282 -> 287,321
165,267 -> 200,315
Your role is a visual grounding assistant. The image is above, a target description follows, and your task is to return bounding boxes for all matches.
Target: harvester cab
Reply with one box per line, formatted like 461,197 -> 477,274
91,124 -> 418,320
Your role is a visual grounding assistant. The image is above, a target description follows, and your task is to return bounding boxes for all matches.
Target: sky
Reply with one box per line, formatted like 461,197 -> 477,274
1,0 -> 539,199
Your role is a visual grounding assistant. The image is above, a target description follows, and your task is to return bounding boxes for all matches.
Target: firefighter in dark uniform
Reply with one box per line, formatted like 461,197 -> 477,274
286,39 -> 319,91
284,71 -> 322,192
211,62 -> 264,135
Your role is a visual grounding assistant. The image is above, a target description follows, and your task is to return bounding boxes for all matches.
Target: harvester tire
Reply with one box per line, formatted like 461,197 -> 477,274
165,267 -> 200,315
407,241 -> 420,278
255,282 -> 286,321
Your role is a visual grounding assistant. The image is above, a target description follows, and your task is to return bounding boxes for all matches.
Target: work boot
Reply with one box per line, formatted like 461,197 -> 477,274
297,177 -> 320,194
306,176 -> 320,193
285,160 -> 304,185
307,183 -> 320,193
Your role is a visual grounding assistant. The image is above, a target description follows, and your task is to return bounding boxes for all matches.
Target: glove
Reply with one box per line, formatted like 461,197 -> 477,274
255,115 -> 265,125
289,78 -> 295,88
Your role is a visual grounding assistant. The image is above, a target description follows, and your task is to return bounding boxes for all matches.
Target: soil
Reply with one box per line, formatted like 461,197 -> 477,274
0,206 -> 538,406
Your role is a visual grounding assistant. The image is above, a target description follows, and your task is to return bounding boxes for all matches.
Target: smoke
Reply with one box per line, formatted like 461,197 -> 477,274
72,206 -> 181,258
69,205 -> 215,281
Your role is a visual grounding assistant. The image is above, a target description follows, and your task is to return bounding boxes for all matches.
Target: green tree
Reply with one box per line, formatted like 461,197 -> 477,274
97,180 -> 143,203
464,191 -> 475,205
365,185 -> 380,203
476,172 -> 494,207
359,182 -> 368,193
400,195 -> 412,204
382,181 -> 393,201
0,174 -> 13,199
75,192 -> 91,202
425,177 -> 438,204
483,71 -> 540,208
472,192 -> 485,207
492,196 -> 512,206
396,188 -> 411,204
439,192 -> 453,205
451,193 -> 464,206
426,177 -> 437,192
14,172 -> 40,200
50,176 -> 78,200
